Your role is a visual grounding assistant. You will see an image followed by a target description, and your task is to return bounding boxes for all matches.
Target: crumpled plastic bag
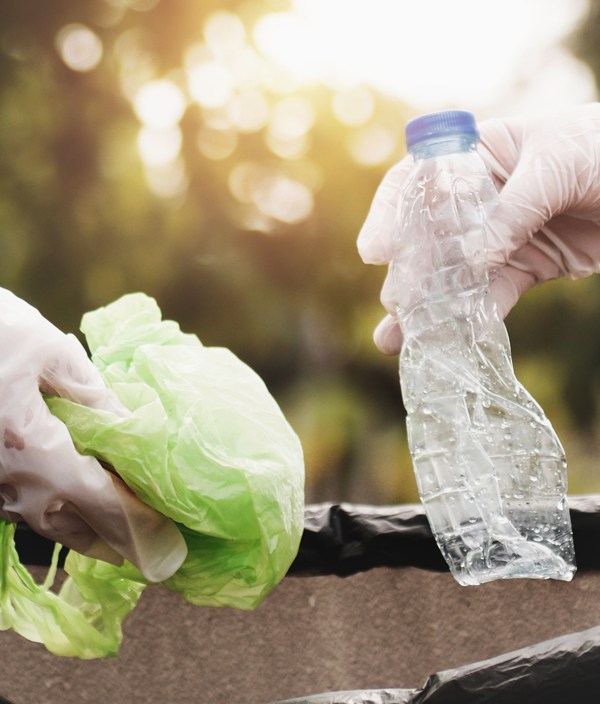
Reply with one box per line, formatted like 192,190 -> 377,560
0,293 -> 305,658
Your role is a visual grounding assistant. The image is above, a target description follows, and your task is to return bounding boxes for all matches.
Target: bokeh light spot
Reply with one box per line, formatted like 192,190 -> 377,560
55,24 -> 103,72
229,47 -> 269,91
133,80 -> 187,129
270,96 -> 315,140
137,126 -> 182,166
114,29 -> 158,99
197,127 -> 238,160
349,125 -> 397,167
204,11 -> 246,58
266,133 -> 308,160
332,86 -> 374,126
227,91 -> 270,132
229,163 -> 315,225
145,159 -> 188,199
187,60 -> 235,109
228,162 -> 262,203
254,176 -> 314,224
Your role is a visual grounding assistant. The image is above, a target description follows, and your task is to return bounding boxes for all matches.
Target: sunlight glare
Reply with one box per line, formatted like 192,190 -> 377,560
253,13 -> 323,82
254,0 -> 592,111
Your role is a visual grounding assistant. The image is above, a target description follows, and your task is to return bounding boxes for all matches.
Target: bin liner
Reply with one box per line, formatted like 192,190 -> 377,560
273,623 -> 600,703
289,495 -> 600,576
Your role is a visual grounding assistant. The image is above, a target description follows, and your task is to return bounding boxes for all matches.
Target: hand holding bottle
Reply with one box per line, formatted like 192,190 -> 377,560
365,110 -> 575,584
358,103 -> 600,354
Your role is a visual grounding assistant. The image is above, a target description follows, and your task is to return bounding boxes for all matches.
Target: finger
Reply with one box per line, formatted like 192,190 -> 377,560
40,334 -> 129,417
373,314 -> 403,355
488,263 -> 537,320
357,157 -> 413,264
482,145 -> 568,271
478,117 -> 522,185
526,213 -> 600,280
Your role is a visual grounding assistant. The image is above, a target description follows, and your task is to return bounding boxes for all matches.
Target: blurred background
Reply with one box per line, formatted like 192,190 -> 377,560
1,0 -> 600,504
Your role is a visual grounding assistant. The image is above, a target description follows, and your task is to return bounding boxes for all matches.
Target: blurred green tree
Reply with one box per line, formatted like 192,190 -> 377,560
1,0 -> 600,504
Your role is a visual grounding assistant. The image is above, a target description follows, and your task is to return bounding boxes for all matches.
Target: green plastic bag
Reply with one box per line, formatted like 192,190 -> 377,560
0,293 -> 305,658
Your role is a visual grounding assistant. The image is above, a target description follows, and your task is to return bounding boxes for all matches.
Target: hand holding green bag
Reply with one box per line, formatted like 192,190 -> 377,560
0,293 -> 305,658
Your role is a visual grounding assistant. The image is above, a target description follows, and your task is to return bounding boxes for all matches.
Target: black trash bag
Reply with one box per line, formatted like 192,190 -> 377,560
289,495 -> 600,576
274,623 -> 600,703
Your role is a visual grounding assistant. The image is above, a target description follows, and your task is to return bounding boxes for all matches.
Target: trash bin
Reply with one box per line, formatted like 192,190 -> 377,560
2,497 -> 600,704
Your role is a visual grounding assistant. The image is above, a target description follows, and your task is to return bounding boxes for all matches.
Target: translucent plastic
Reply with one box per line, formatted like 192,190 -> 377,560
394,135 -> 576,585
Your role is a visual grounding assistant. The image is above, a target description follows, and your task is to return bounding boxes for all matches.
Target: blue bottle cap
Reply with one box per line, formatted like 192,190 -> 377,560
405,110 -> 479,150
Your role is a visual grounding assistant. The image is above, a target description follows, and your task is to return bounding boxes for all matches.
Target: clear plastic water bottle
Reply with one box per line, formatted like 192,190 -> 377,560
393,110 -> 576,585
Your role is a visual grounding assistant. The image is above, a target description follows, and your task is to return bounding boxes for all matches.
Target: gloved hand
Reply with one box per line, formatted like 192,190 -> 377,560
0,288 -> 187,582
357,102 -> 600,354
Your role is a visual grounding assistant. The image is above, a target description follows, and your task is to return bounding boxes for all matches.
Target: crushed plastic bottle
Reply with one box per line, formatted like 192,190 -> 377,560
393,110 -> 576,585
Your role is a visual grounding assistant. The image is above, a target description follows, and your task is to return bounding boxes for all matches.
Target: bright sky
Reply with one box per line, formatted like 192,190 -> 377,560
254,0 -> 596,115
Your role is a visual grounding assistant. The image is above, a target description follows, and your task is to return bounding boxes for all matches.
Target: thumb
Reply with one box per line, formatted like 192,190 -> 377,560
357,157 -> 413,264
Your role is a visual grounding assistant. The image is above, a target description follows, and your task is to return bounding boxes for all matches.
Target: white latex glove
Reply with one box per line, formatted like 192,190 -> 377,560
357,102 -> 600,354
0,288 -> 187,582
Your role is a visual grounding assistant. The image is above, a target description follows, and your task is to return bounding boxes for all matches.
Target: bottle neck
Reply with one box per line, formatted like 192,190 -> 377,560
408,135 -> 478,161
